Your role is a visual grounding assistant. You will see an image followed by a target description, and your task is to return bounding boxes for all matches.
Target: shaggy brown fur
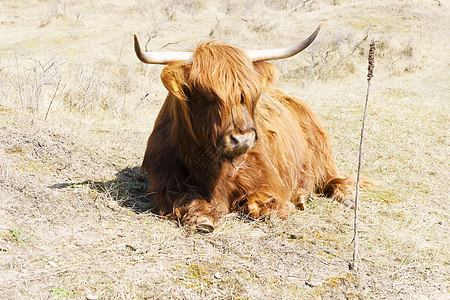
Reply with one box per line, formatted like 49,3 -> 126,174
141,41 -> 354,229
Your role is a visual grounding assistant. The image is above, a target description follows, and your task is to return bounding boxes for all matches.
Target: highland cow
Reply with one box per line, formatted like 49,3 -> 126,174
135,25 -> 354,232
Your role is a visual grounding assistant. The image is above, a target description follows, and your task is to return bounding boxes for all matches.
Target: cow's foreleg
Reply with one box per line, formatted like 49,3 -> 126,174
174,199 -> 218,233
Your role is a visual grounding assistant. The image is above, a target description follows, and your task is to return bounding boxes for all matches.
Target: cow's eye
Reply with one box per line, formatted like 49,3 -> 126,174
240,95 -> 245,105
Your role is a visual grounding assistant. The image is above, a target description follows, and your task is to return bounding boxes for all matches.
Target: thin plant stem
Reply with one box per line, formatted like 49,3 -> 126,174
352,40 -> 376,272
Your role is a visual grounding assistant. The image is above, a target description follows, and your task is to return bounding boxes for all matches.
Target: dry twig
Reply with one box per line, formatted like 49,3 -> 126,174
351,40 -> 376,272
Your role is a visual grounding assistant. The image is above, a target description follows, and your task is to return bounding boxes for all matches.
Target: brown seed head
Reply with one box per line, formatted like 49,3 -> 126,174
367,40 -> 376,81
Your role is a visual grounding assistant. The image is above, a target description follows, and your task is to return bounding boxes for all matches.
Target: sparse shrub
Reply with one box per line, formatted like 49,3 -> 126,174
161,0 -> 204,21
61,64 -> 108,113
281,30 -> 364,81
59,59 -> 141,118
4,54 -> 64,115
243,16 -> 276,34
281,29 -> 424,81
62,64 -> 123,115
41,0 -> 83,28
376,38 -> 424,75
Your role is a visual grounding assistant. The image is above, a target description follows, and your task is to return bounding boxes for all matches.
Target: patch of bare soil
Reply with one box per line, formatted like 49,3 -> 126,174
0,114 -> 133,294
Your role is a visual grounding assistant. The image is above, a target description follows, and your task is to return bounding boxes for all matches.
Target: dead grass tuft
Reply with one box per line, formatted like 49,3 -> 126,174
2,53 -> 64,115
161,0 -> 205,21
376,38 -> 425,75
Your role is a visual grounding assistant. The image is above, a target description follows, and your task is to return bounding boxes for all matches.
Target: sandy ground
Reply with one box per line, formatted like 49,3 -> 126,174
1,0 -> 449,299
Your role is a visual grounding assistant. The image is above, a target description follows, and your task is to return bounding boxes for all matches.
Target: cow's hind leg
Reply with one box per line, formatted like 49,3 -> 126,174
291,187 -> 315,210
322,176 -> 355,208
237,190 -> 295,219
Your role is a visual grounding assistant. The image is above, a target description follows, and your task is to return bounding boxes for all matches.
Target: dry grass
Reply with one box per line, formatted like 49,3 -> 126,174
1,0 -> 449,299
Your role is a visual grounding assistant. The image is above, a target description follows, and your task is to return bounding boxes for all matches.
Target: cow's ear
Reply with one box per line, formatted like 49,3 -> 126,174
253,62 -> 278,88
161,62 -> 191,100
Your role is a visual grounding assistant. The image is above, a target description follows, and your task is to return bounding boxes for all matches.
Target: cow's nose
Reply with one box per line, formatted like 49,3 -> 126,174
229,131 -> 255,149
222,130 -> 256,158
230,130 -> 256,150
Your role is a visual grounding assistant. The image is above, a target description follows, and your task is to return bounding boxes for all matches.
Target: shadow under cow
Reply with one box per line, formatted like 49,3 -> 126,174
49,166 -> 153,214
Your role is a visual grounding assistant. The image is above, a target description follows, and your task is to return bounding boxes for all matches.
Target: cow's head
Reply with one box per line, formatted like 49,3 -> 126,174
134,25 -> 320,159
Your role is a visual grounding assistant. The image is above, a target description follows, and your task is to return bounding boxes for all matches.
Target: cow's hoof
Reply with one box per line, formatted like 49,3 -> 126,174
196,217 -> 214,233
287,201 -> 296,214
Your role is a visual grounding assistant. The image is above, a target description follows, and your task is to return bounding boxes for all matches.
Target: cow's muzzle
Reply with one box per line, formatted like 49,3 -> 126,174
221,130 -> 256,158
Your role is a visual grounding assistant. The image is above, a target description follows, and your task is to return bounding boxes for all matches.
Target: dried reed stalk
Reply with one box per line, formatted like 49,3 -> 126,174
351,40 -> 376,272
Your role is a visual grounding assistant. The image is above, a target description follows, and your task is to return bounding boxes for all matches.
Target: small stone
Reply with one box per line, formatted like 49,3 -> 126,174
107,201 -> 119,210
47,261 -> 57,268
214,272 -> 222,279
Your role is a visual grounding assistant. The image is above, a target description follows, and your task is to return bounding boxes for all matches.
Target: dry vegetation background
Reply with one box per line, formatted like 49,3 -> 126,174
1,0 -> 449,299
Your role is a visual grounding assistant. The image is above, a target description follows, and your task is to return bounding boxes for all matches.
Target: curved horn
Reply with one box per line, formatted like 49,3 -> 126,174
134,34 -> 193,65
246,24 -> 322,62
